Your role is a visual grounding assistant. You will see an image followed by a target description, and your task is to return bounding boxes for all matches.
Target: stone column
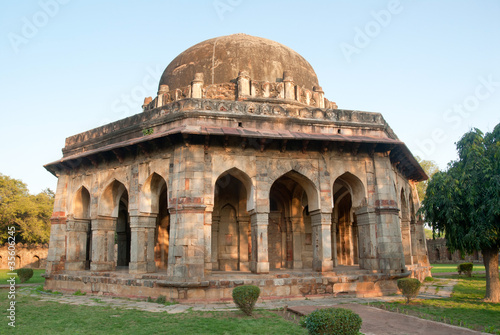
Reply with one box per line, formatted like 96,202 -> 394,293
237,70 -> 250,98
285,217 -> 293,268
401,219 -> 413,265
354,207 -> 378,270
250,212 -> 269,273
65,218 -> 91,271
191,73 -> 204,99
204,209 -> 213,275
414,218 -> 429,265
331,215 -> 338,267
90,216 -> 116,271
290,216 -> 303,269
211,215 -> 220,270
167,205 -> 207,279
310,210 -> 334,272
46,212 -> 68,274
129,214 -> 156,274
283,71 -> 295,100
238,215 -> 250,271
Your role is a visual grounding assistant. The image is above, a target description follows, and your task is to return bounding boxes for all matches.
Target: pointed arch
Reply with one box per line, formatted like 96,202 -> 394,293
98,179 -> 128,217
216,167 -> 255,212
332,172 -> 366,209
73,186 -> 91,219
140,172 -> 167,214
272,170 -> 320,212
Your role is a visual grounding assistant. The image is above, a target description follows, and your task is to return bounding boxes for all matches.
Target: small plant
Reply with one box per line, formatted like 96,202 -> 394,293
16,268 -> 34,283
155,295 -> 166,304
424,276 -> 435,282
142,128 -> 154,136
457,262 -> 473,277
302,307 -> 362,335
73,290 -> 86,296
397,278 -> 422,304
232,285 -> 260,316
147,296 -> 154,303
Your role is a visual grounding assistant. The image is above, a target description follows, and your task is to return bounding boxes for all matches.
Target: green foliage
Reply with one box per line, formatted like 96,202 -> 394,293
155,295 -> 166,304
424,276 -> 436,282
0,174 -> 54,244
232,285 -> 260,316
457,263 -> 474,277
422,123 -> 500,301
73,290 -> 86,296
415,157 -> 440,205
142,128 -> 154,136
302,307 -> 362,335
397,278 -> 422,304
16,268 -> 34,283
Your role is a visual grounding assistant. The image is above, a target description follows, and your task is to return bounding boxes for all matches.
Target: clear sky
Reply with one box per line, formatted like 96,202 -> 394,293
1,0 -> 499,194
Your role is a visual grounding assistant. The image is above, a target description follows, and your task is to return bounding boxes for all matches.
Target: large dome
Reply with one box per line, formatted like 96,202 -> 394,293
159,34 -> 320,92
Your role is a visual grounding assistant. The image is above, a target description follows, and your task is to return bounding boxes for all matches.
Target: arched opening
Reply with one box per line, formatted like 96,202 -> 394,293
269,171 -> 316,270
213,171 -> 250,271
435,248 -> 440,261
73,186 -> 92,270
33,255 -> 41,268
142,173 -> 170,272
116,191 -> 130,267
332,173 -> 364,268
16,255 -> 21,269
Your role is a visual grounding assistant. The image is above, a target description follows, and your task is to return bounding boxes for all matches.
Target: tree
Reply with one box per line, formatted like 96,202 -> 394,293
415,157 -> 440,203
0,174 -> 54,244
422,123 -> 500,302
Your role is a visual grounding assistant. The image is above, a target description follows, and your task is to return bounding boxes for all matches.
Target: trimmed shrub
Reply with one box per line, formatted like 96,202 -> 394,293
16,268 -> 34,283
303,307 -> 362,335
457,262 -> 473,277
397,278 -> 422,304
232,285 -> 260,316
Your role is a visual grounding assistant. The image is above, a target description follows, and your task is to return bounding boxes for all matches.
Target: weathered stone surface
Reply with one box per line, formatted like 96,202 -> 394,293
43,34 -> 430,301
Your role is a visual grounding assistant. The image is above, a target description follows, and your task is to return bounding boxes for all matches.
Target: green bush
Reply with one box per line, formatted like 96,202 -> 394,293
457,262 -> 473,277
302,307 -> 362,335
156,295 -> 167,304
232,285 -> 260,316
16,268 -> 34,283
397,278 -> 422,304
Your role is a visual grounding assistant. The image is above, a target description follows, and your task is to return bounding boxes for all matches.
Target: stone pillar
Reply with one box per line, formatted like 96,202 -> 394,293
204,209 -> 213,275
46,212 -> 67,274
90,216 -> 116,271
331,215 -> 338,267
65,218 -> 91,271
283,71 -> 295,100
167,206 -> 206,279
191,73 -> 204,99
238,215 -> 250,271
285,217 -> 293,268
129,214 -> 156,274
250,212 -> 269,273
313,86 -> 325,108
310,210 -> 334,272
290,216 -> 303,269
354,207 -> 378,270
414,218 -> 429,265
211,215 -> 220,270
237,70 -> 250,98
401,219 -> 413,265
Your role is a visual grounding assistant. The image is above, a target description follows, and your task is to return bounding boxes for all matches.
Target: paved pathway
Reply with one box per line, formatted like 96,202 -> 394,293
16,277 -> 487,334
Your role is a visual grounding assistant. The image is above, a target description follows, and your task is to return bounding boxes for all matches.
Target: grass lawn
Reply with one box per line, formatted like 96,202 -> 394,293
431,263 -> 500,274
0,288 -> 307,334
0,269 -> 46,284
370,274 -> 500,334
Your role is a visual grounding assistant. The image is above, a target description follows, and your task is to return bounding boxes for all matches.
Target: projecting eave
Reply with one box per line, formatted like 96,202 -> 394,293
44,124 -> 427,182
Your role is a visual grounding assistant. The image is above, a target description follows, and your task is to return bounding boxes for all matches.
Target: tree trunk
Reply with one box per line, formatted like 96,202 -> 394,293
482,247 -> 500,303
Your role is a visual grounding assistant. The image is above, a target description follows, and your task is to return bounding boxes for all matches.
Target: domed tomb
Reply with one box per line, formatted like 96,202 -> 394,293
159,34 -> 320,92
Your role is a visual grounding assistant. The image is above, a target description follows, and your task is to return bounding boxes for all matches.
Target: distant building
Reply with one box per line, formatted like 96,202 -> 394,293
426,238 -> 482,263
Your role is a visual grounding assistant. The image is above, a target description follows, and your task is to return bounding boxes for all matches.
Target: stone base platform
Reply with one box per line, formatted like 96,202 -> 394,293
43,265 -> 431,303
